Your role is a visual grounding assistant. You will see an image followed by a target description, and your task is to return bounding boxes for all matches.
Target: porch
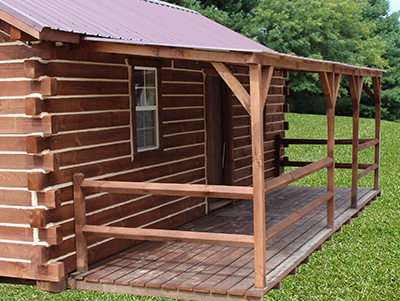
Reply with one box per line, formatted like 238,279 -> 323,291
68,185 -> 380,300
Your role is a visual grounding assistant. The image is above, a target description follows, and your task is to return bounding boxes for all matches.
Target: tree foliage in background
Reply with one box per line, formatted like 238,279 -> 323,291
164,0 -> 255,33
360,0 -> 400,120
164,0 -> 400,121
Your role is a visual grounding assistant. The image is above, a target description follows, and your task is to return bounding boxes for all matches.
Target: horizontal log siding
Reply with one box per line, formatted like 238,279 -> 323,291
32,48 -> 208,275
232,68 -> 286,186
0,42 -> 65,281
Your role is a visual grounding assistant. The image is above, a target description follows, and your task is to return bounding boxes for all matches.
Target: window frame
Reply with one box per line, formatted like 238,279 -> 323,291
130,60 -> 163,158
134,66 -> 159,152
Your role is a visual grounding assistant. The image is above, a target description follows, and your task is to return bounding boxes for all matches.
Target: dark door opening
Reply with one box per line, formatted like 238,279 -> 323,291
205,74 -> 232,212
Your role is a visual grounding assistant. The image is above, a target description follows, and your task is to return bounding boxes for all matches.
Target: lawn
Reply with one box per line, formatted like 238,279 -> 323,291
0,113 -> 399,300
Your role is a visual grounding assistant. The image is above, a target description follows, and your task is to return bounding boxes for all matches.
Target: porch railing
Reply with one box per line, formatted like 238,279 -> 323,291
275,136 -> 380,208
73,157 -> 334,276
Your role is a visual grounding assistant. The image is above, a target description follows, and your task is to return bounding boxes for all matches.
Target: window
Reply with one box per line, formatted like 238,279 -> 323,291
134,67 -> 159,152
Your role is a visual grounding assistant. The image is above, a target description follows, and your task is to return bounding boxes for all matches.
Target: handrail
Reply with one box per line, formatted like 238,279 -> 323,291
266,191 -> 334,242
81,180 -> 253,200
281,138 -> 372,146
83,225 -> 254,248
358,163 -> 379,180
280,161 -> 371,170
265,157 -> 333,194
358,138 -> 379,152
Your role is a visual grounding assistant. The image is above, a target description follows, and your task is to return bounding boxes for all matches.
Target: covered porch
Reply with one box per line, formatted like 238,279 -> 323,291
67,40 -> 384,300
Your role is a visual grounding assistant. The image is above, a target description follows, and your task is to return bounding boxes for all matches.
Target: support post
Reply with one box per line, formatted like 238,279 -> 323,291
319,72 -> 341,228
372,77 -> 382,192
250,64 -> 266,288
73,173 -> 88,272
348,75 -> 364,208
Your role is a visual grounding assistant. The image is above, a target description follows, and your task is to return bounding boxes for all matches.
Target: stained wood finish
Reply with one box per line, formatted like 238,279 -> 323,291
281,138 -> 373,146
265,157 -> 333,194
319,72 -> 341,228
71,186 -> 380,300
348,75 -> 364,208
265,191 -> 334,241
358,138 -> 379,152
81,180 -> 253,200
73,173 -> 88,273
78,41 -> 384,77
83,225 -> 254,248
280,161 -> 372,170
372,77 -> 382,191
250,64 -> 266,288
212,62 -> 251,114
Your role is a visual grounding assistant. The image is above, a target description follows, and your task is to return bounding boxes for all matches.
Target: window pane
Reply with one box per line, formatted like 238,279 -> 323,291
145,128 -> 156,146
145,70 -> 156,87
136,111 -> 144,129
137,129 -> 145,148
144,111 -> 155,128
135,70 -> 144,88
136,88 -> 145,106
145,88 -> 156,106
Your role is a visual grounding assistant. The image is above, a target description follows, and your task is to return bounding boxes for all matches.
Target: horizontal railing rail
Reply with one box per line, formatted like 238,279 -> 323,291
81,180 -> 253,200
265,191 -> 334,242
357,163 -> 379,180
280,160 -> 371,170
281,138 -> 372,146
265,157 -> 333,194
358,138 -> 379,152
82,225 -> 254,248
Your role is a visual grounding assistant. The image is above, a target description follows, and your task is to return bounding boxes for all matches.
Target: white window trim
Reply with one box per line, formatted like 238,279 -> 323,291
134,66 -> 159,152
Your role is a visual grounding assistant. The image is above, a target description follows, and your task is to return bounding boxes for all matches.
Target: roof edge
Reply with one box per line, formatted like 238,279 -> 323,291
143,0 -> 199,14
0,5 -> 40,39
0,1 -> 45,32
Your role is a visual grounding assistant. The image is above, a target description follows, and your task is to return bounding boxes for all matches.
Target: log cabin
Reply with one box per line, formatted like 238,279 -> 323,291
0,0 -> 383,300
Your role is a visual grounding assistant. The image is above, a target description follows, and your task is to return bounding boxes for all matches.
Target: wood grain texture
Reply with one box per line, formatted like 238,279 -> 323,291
250,64 -> 266,288
0,261 -> 64,282
0,115 -> 57,135
73,173 -> 88,273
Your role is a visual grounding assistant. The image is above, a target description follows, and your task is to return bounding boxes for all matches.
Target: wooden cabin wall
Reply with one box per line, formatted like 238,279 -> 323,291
230,68 -> 287,186
38,46 -> 208,275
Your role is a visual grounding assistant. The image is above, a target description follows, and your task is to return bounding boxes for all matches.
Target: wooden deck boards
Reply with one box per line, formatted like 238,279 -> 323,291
69,186 -> 380,301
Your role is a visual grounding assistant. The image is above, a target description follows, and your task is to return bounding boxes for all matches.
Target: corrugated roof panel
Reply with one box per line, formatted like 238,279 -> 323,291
0,0 -> 275,53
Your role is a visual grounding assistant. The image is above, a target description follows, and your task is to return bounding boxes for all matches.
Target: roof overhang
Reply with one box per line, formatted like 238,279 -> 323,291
77,40 -> 385,77
0,5 -> 80,43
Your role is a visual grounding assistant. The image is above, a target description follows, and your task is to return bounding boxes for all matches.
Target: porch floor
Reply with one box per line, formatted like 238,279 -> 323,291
69,186 -> 380,301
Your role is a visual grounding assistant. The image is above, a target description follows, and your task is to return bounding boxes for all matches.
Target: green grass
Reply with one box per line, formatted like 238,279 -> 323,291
1,113 -> 399,300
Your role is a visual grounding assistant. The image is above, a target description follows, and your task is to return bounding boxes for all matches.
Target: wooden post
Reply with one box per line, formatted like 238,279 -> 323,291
73,173 -> 88,272
250,64 -> 266,288
348,75 -> 364,208
372,77 -> 382,192
319,72 -> 341,229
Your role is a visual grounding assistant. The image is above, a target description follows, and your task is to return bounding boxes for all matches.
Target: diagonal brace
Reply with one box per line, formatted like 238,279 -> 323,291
212,62 -> 251,114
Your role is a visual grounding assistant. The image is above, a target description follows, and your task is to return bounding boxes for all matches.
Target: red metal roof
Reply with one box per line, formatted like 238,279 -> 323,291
0,0 -> 275,53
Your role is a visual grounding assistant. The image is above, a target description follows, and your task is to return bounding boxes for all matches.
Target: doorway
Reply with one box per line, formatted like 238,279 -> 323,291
205,74 -> 233,212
